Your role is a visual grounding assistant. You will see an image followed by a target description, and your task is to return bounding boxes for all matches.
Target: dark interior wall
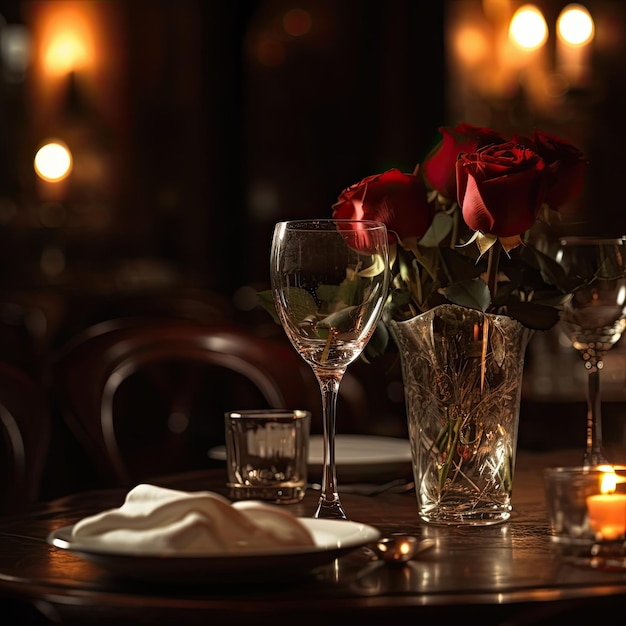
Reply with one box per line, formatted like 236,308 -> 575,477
121,0 -> 259,292
241,0 -> 445,287
0,0 -> 445,297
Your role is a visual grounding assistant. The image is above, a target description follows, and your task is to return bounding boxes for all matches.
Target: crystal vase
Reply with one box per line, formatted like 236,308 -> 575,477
390,304 -> 534,526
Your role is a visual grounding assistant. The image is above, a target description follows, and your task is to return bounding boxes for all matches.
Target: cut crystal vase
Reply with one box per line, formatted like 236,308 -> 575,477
390,304 -> 534,526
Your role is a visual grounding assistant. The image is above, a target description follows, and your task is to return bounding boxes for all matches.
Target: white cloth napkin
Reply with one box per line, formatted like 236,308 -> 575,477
70,484 -> 315,555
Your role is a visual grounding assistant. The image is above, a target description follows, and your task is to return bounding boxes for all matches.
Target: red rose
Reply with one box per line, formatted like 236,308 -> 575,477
421,123 -> 506,201
456,142 -> 547,238
332,169 -> 432,244
512,129 -> 587,208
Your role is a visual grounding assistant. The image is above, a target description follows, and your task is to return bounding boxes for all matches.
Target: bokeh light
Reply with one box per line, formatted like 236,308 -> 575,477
34,141 -> 72,182
509,5 -> 548,50
557,4 -> 594,46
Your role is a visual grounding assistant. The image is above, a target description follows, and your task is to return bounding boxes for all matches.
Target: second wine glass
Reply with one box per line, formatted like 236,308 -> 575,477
556,236 -> 626,467
270,219 -> 389,519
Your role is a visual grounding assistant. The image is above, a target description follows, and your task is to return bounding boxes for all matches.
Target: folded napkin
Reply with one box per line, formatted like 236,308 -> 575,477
70,484 -> 315,555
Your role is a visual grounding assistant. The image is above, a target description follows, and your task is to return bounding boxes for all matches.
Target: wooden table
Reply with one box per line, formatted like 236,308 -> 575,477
1,448 -> 626,625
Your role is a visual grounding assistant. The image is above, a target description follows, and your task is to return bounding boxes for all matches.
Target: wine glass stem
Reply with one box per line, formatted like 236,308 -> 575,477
313,372 -> 348,520
584,366 -> 608,467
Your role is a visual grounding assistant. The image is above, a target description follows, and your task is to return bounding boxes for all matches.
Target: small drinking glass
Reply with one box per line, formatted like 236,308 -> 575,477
225,409 -> 311,504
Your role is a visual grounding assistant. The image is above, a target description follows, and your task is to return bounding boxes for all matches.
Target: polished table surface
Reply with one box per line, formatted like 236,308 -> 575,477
1,448 -> 626,624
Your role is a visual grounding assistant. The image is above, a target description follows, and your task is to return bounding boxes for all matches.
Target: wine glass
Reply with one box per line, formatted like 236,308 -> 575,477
270,219 -> 389,519
555,236 -> 626,467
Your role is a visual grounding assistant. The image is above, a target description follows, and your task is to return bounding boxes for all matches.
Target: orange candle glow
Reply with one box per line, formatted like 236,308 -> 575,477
586,470 -> 626,540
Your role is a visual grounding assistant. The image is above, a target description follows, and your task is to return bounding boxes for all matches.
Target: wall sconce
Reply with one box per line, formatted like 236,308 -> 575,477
23,0 -> 121,221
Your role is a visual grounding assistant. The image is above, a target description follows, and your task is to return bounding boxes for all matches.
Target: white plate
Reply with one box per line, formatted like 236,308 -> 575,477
47,519 -> 381,583
208,435 -> 412,481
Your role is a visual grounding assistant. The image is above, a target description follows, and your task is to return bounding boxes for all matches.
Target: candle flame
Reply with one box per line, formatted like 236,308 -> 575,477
601,471 -> 617,494
597,466 -> 626,494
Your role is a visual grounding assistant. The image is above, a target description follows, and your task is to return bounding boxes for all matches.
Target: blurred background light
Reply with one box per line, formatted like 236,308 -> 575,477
34,141 -> 72,182
0,23 -> 31,79
557,4 -> 594,46
509,5 -> 548,50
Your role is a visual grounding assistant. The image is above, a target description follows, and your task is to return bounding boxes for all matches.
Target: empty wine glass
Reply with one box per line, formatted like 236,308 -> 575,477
270,219 -> 389,519
555,236 -> 626,467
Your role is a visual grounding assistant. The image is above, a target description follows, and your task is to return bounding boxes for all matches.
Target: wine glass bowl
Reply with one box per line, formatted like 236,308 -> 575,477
270,219 -> 389,519
556,236 -> 626,466
561,281 -> 626,362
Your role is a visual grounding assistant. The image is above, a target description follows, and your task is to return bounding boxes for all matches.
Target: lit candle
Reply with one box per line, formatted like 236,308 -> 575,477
586,470 -> 626,540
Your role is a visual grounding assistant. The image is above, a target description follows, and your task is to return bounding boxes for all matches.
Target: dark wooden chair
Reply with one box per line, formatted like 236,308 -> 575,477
44,317 -> 320,490
0,361 -> 52,514
49,286 -> 235,351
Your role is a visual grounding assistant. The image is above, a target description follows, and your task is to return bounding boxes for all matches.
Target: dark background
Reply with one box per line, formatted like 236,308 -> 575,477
0,0 -> 444,307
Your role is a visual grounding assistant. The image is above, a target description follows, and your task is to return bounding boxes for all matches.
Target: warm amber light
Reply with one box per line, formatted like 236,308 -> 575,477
454,26 -> 489,67
37,6 -> 95,77
509,5 -> 548,50
44,34 -> 87,74
34,141 -> 72,182
557,4 -> 594,46
587,468 -> 626,541
600,468 -> 618,494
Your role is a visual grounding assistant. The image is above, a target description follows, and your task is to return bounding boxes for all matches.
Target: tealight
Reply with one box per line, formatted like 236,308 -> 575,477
544,465 -> 626,566
586,469 -> 626,541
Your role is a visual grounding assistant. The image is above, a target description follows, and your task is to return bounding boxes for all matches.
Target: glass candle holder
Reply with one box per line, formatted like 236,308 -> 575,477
544,465 -> 626,569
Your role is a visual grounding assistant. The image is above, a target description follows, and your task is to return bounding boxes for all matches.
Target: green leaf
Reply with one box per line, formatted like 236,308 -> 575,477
501,301 -> 561,330
416,212 -> 453,247
257,288 -> 320,326
336,273 -> 359,307
517,246 -> 569,291
362,320 -> 390,361
284,287 -> 318,324
257,290 -> 281,324
357,254 -> 387,278
317,305 -> 362,333
439,245 -> 484,281
441,278 -> 491,312
317,283 -> 340,303
414,245 -> 439,281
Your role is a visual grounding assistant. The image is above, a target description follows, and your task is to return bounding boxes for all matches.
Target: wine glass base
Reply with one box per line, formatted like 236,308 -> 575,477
314,496 -> 348,520
583,450 -> 610,467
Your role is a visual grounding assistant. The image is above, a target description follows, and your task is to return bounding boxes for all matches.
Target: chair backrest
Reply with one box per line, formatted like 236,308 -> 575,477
0,361 -> 51,514
45,317 -> 320,489
50,286 -> 235,353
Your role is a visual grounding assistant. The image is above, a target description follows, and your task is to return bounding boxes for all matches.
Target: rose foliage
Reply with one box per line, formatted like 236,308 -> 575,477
331,122 -> 589,358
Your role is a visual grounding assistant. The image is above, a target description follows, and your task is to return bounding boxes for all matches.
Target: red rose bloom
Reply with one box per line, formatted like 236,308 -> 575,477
512,129 -> 588,208
456,142 -> 547,238
332,169 -> 432,244
421,123 -> 506,201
